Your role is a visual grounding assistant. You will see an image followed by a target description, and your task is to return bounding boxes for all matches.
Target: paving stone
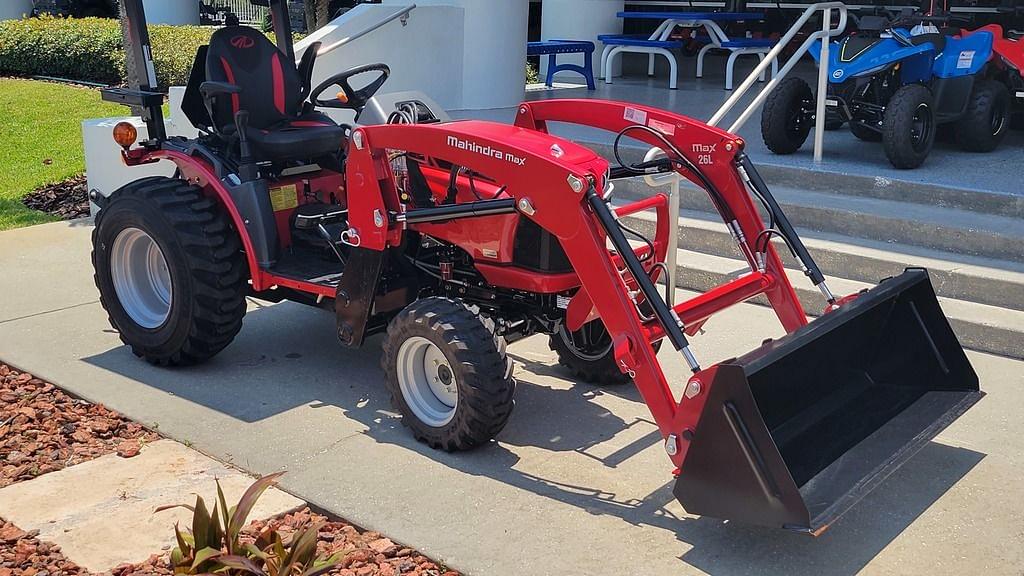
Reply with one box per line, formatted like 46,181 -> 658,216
0,439 -> 303,573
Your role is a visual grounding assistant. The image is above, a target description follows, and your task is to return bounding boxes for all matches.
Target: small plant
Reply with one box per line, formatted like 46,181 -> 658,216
526,62 -> 539,84
157,472 -> 345,575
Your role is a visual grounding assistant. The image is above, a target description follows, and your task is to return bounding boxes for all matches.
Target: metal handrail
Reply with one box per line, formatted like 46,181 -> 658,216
315,4 -> 416,57
708,1 -> 848,163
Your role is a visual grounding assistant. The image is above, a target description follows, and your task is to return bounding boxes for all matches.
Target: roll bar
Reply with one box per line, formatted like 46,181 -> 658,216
106,0 -> 295,146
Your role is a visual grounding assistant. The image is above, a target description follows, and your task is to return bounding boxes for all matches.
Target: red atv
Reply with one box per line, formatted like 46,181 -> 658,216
965,19 -> 1024,121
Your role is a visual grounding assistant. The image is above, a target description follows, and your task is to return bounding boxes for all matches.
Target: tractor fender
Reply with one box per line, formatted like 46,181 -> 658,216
123,148 -> 266,289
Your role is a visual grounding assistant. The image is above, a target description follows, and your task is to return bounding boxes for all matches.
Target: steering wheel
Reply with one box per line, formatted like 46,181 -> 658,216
310,63 -> 391,112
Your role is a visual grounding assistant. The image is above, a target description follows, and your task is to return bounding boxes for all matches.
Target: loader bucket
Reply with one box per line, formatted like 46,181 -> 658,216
673,269 -> 982,534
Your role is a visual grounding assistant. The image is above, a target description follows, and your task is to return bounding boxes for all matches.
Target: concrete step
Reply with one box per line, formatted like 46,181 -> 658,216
621,209 -> 1024,313
659,246 -> 1024,360
614,178 -> 1024,263
589,141 -> 1024,219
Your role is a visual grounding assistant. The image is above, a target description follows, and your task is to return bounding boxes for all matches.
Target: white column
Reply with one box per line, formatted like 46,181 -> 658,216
540,0 -> 624,81
0,0 -> 33,21
393,0 -> 529,110
142,0 -> 200,26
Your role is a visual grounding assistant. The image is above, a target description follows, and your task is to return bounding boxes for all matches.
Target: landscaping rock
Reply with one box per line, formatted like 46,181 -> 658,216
0,363 -> 158,489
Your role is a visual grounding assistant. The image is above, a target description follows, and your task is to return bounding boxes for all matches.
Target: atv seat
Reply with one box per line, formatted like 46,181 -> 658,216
909,32 -> 946,53
182,26 -> 347,162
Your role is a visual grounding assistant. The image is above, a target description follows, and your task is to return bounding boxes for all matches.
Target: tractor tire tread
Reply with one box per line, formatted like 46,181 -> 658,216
382,297 -> 515,451
92,176 -> 246,366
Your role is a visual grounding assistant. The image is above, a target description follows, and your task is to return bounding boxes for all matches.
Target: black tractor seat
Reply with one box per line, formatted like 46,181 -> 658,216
182,25 -> 347,162
229,111 -> 346,161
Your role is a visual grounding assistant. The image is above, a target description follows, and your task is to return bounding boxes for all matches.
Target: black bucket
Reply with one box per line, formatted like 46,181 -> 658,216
672,269 -> 983,534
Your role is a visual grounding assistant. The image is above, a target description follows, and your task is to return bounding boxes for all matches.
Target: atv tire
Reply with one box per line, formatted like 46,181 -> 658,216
849,121 -> 883,142
882,84 -> 936,169
761,77 -> 814,155
382,297 -> 515,451
92,177 -> 247,366
955,79 -> 1010,152
550,320 -> 660,385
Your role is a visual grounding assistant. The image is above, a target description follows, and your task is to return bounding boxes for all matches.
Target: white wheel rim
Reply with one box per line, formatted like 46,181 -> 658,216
110,227 -> 172,329
396,336 -> 458,427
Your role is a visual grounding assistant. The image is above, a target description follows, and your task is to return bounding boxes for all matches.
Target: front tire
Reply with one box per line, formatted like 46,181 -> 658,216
382,298 -> 515,451
955,79 -> 1010,152
882,84 -> 936,169
761,77 -> 814,155
92,177 -> 247,366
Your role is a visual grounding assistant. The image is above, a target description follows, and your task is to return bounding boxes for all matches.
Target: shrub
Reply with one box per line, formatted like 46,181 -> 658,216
0,15 -> 123,84
0,16 -> 299,89
157,472 -> 345,575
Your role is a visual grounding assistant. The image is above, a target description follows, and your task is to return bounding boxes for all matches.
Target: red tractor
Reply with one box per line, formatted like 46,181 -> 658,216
91,0 -> 982,534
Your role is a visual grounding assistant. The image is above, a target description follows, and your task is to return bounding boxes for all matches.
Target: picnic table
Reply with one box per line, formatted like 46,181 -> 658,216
599,11 -> 777,90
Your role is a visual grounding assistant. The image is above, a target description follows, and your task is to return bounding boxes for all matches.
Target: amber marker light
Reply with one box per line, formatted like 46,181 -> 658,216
112,121 -> 138,149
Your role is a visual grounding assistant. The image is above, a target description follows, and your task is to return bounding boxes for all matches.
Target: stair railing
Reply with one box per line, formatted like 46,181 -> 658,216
708,1 -> 849,163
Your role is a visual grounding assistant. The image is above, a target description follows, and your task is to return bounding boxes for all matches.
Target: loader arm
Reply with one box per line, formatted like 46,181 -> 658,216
347,115 -> 981,535
346,119 -> 701,454
514,99 -> 809,334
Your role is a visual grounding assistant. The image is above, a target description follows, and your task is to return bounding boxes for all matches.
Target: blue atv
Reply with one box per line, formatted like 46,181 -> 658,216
762,9 -> 1010,168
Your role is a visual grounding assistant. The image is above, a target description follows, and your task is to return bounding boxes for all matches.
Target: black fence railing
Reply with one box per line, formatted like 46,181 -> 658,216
200,0 -> 269,26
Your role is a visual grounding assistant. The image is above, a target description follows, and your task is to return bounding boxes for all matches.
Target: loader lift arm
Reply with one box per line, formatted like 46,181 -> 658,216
347,109 -> 980,535
343,112 -> 814,471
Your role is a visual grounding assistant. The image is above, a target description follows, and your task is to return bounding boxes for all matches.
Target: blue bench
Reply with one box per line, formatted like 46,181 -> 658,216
527,40 -> 596,90
695,36 -> 775,49
598,34 -> 685,49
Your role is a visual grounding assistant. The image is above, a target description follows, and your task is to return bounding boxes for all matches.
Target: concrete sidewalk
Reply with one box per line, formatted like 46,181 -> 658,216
1,220 -> 1022,575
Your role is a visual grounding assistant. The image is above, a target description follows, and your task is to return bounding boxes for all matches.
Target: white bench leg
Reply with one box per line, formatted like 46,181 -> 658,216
756,53 -> 767,82
648,53 -> 656,77
696,44 -> 714,79
652,48 -> 678,90
725,49 -> 742,90
600,44 -> 614,80
605,47 -> 624,85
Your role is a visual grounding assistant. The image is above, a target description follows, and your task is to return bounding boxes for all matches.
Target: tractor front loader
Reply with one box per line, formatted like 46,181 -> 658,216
91,0 -> 981,535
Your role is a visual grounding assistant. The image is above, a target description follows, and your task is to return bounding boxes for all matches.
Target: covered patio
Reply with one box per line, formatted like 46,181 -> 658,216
461,52 -> 1024,197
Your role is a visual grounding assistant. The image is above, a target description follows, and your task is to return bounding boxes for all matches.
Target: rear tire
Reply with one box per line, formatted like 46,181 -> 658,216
882,84 -> 936,169
761,77 -> 814,155
955,79 -> 1010,152
549,320 -> 662,385
382,298 -> 515,451
92,177 -> 247,365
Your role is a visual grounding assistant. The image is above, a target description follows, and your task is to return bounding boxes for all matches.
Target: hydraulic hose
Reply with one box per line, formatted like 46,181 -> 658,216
586,187 -> 700,373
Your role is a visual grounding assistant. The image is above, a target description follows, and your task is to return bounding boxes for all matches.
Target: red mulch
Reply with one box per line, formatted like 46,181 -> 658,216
0,518 -> 88,576
0,364 -> 459,575
1,507 -> 461,576
22,174 -> 91,220
0,363 -> 159,489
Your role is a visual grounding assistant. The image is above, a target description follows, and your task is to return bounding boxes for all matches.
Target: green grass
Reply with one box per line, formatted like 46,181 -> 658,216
0,77 -> 123,229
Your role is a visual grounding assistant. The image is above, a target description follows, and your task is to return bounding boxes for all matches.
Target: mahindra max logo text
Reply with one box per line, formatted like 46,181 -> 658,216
447,136 -> 526,166
231,35 -> 255,49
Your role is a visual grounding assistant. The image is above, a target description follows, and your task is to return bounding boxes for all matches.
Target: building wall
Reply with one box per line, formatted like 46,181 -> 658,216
0,0 -> 33,20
